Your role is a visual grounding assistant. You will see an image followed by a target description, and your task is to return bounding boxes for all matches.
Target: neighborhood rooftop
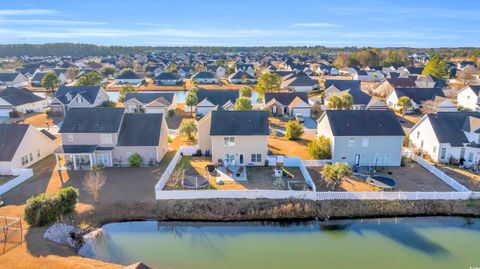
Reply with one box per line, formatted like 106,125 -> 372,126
210,110 -> 269,136
59,107 -> 125,133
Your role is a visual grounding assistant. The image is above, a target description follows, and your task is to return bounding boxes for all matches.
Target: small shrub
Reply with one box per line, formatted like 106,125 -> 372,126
9,111 -> 21,118
285,120 -> 304,140
102,100 -> 116,107
168,135 -> 173,144
307,136 -> 332,159
45,107 -> 52,117
92,163 -> 105,170
128,153 -> 143,167
24,187 -> 78,227
167,109 -> 175,117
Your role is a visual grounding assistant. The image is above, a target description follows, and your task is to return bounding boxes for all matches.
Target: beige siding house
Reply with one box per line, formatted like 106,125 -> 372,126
198,110 -> 269,166
55,107 -> 168,170
0,124 -> 57,175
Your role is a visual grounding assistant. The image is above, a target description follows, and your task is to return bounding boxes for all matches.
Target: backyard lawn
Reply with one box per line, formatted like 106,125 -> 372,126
434,163 -> 480,191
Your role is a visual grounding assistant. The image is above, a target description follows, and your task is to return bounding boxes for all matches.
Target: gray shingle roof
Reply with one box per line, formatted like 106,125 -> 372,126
124,92 -> 174,104
0,72 -> 20,82
192,71 -> 215,79
117,113 -> 163,146
210,110 -> 269,136
197,89 -> 239,106
393,87 -> 445,104
154,72 -> 178,80
0,87 -> 45,106
0,124 -> 29,161
115,70 -> 142,79
386,78 -> 416,88
55,86 -> 102,105
264,92 -> 308,105
426,112 -> 480,147
325,80 -> 361,91
229,70 -> 255,80
323,110 -> 404,136
283,75 -> 318,87
59,107 -> 124,133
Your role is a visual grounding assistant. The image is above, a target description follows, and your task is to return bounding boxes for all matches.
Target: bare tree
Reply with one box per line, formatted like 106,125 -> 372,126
420,100 -> 438,114
457,66 -> 479,86
82,170 -> 106,203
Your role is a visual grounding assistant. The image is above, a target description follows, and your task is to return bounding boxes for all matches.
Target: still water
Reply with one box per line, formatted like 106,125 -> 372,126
79,217 -> 480,269
106,90 -> 259,103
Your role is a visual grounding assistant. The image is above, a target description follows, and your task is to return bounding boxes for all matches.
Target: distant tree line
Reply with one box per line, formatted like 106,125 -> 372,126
0,42 -> 479,59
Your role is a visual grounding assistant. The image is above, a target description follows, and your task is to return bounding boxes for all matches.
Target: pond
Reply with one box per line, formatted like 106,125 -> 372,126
79,217 -> 480,269
106,90 -> 259,103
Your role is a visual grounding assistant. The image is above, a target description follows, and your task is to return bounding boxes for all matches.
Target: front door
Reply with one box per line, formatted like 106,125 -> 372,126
239,154 -> 244,165
354,154 -> 360,166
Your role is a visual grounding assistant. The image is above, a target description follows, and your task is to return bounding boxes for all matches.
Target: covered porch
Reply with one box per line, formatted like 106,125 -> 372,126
55,145 -> 98,170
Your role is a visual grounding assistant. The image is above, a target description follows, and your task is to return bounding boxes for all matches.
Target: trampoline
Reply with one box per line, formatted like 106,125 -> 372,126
366,175 -> 397,190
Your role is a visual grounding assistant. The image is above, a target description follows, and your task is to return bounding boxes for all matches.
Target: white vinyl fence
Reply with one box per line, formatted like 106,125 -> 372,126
412,155 -> 470,192
0,168 -> 33,195
302,160 -> 331,167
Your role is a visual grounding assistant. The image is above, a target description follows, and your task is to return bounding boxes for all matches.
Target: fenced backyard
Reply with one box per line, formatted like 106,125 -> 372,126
155,146 -> 480,201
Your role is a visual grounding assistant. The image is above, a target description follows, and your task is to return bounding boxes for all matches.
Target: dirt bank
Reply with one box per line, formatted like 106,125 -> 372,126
74,199 -> 480,227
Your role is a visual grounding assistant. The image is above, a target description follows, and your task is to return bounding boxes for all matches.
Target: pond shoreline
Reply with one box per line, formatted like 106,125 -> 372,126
74,198 -> 480,229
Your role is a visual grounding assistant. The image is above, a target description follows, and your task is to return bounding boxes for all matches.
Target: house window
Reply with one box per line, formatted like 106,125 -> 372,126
348,137 -> 355,147
433,146 -> 437,154
362,137 -> 369,147
468,152 -> 474,162
251,154 -> 262,163
416,131 -> 420,139
97,154 -> 109,165
375,154 -> 382,165
225,154 -> 235,163
68,134 -> 74,142
29,153 -> 33,161
460,148 -> 466,159
384,154 -> 391,164
341,154 -> 347,161
21,156 -> 27,165
77,96 -> 83,103
224,137 -> 235,146
100,134 -> 113,144
37,149 -> 41,157
441,148 -> 446,159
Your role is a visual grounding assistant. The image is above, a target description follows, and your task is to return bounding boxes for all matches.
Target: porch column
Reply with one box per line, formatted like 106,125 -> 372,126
72,154 -> 77,170
89,154 -> 93,170
110,151 -> 113,166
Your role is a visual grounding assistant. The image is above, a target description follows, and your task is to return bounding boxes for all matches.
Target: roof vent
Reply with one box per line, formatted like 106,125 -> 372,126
379,123 -> 383,128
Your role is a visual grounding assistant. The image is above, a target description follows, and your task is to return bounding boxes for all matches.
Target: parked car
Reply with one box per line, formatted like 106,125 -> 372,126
294,114 -> 304,123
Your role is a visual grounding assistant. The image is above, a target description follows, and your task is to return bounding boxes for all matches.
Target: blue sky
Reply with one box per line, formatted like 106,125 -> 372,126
0,0 -> 478,47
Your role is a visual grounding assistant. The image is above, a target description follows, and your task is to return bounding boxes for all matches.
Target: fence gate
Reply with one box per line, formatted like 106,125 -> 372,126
0,216 -> 23,254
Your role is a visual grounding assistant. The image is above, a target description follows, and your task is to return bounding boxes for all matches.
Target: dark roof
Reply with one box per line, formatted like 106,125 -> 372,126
117,113 -> 163,146
192,71 -> 215,79
197,89 -> 239,106
124,92 -> 174,104
325,80 -> 361,91
283,75 -> 318,87
229,70 -> 255,80
0,124 -> 29,161
40,129 -> 57,140
0,72 -> 20,82
330,89 -> 371,105
58,145 -> 97,154
393,87 -> 445,104
210,110 -> 269,136
426,112 -> 480,146
154,72 -> 178,80
54,86 -> 102,105
59,108 -> 124,133
323,110 -> 404,136
0,87 -> 45,106
386,78 -> 416,88
406,67 -> 423,75
115,70 -> 142,79
264,92 -> 308,105
31,71 -> 49,82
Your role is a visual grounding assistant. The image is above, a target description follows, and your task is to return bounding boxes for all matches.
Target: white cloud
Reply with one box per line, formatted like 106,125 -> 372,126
0,9 -> 58,16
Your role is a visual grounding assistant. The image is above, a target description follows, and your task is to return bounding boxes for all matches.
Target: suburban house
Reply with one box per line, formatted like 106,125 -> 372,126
177,66 -> 195,79
50,86 -> 110,116
228,70 -> 256,84
324,88 -> 378,110
0,87 -> 48,117
0,72 -> 29,89
235,64 -> 255,77
0,124 -> 57,175
409,112 -> 480,165
154,72 -> 181,85
197,110 -> 269,166
324,79 -> 361,92
30,70 -> 51,87
114,70 -> 144,86
264,92 -> 311,117
317,110 -> 405,166
124,92 -> 177,114
192,71 -> 219,84
281,74 -> 319,92
386,87 -> 455,112
194,89 -> 239,115
55,107 -> 168,170
206,65 -> 226,79
457,85 -> 480,111
372,77 -> 416,97
415,74 -> 446,88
